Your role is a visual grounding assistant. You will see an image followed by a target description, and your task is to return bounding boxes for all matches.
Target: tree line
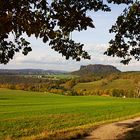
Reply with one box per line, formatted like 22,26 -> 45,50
0,72 -> 140,98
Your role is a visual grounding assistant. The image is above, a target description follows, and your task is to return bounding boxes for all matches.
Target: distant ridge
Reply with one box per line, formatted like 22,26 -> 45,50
72,64 -> 121,75
0,69 -> 67,75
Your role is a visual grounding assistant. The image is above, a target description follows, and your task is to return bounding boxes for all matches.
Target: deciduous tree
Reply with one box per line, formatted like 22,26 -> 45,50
0,0 -> 139,64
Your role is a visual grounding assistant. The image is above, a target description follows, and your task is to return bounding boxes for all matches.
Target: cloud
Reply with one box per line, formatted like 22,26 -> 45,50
0,42 -> 139,72
2,4 -> 139,72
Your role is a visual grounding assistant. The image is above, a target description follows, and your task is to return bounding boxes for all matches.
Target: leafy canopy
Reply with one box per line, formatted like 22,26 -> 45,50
105,0 -> 140,64
0,0 -> 139,64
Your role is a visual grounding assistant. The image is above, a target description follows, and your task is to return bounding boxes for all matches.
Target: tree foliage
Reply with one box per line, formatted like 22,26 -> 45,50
0,0 -> 139,64
105,0 -> 140,64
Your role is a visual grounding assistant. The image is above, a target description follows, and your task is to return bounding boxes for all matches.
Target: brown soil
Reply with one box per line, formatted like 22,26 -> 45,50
81,117 -> 140,140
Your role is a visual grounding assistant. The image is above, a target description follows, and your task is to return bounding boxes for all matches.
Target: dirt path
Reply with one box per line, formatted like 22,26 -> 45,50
81,117 -> 140,140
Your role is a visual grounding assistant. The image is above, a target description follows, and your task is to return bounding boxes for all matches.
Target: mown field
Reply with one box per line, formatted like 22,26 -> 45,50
1,89 -> 140,140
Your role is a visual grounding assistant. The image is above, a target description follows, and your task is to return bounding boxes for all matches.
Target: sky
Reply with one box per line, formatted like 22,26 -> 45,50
0,2 -> 140,72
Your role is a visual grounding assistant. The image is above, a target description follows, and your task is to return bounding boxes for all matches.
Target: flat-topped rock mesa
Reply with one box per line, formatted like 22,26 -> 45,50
72,64 -> 121,75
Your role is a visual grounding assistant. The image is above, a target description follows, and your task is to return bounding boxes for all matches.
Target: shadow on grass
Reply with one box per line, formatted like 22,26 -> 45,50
116,120 -> 140,140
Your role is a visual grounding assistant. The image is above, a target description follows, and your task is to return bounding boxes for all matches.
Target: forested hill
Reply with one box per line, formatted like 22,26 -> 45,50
72,64 -> 121,75
0,69 -> 66,75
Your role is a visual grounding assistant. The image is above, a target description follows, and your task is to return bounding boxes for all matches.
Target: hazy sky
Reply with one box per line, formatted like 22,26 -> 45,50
0,2 -> 140,71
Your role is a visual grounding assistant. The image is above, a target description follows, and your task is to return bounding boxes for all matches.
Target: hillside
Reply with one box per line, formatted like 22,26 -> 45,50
0,69 -> 67,75
72,64 -> 120,75
74,79 -> 135,92
73,72 -> 140,97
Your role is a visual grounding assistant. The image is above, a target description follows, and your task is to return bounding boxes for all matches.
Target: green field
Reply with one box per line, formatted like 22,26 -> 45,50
74,79 -> 136,92
1,89 -> 140,139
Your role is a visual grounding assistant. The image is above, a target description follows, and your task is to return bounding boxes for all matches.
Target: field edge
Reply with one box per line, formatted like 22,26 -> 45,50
18,113 -> 140,140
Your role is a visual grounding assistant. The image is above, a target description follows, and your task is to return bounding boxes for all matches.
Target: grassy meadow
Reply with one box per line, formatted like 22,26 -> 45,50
1,89 -> 140,139
74,79 -> 135,91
